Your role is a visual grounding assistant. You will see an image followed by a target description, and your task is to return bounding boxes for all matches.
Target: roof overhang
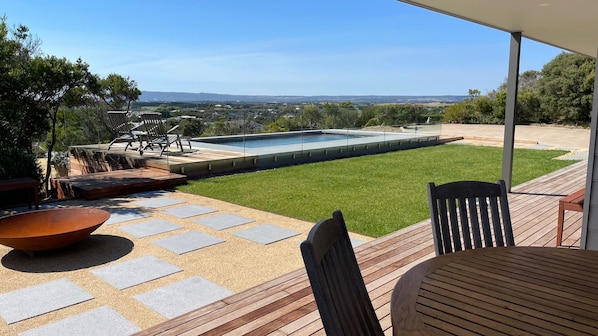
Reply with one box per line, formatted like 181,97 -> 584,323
398,0 -> 598,58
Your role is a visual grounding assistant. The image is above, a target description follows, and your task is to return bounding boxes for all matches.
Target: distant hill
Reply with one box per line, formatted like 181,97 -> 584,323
139,91 -> 467,104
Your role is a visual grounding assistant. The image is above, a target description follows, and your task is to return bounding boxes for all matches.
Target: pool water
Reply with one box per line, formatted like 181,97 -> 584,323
203,133 -> 370,149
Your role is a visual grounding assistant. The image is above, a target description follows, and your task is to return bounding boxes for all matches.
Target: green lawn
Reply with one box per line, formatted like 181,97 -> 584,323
177,144 -> 577,237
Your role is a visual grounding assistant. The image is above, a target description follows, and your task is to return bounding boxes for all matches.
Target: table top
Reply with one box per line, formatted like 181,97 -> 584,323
390,246 -> 598,335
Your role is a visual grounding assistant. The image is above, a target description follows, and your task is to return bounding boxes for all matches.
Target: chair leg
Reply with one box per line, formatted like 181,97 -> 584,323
556,204 -> 565,246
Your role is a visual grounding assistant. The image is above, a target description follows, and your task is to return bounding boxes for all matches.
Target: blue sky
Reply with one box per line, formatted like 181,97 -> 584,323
3,0 -> 564,96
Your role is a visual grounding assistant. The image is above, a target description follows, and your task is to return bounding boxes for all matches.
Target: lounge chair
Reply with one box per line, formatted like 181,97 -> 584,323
107,111 -> 146,151
141,112 -> 190,156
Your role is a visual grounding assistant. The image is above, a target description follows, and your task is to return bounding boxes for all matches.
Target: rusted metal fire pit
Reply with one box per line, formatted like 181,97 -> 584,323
0,208 -> 110,252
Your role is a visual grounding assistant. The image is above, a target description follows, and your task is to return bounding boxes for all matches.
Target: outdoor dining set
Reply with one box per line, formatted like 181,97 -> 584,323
300,179 -> 596,335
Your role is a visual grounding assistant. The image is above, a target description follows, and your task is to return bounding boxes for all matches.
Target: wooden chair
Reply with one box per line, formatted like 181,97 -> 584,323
141,112 -> 190,156
106,111 -> 146,151
300,210 -> 383,336
427,180 -> 515,256
556,187 -> 584,246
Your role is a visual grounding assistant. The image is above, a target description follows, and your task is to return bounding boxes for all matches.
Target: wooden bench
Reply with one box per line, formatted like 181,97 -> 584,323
0,178 -> 39,210
556,187 -> 584,246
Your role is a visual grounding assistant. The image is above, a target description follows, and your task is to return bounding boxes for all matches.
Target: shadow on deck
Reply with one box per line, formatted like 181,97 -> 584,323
135,160 -> 587,335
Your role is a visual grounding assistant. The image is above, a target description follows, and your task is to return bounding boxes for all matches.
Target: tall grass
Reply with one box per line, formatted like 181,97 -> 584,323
178,144 -> 577,237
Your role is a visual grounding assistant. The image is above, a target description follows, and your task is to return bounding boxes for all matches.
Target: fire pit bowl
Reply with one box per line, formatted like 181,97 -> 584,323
0,208 -> 110,252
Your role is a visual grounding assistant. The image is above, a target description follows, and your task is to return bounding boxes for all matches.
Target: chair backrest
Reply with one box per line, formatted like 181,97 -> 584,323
300,210 -> 383,336
107,111 -> 133,136
141,112 -> 168,138
427,179 -> 515,256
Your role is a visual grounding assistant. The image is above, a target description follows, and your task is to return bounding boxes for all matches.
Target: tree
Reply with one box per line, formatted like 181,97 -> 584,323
0,17 -> 145,200
518,70 -> 541,91
0,18 -> 46,151
0,18 -> 44,183
468,89 -> 481,98
98,73 -> 141,111
517,88 -> 541,123
322,102 -> 340,128
23,56 -> 93,193
472,96 -> 496,123
491,70 -> 541,97
355,107 -> 377,127
179,118 -> 204,137
537,52 -> 595,125
302,105 -> 322,129
443,102 -> 469,123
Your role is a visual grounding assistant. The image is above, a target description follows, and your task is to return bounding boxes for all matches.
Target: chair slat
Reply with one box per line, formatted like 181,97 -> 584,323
457,197 -> 472,251
447,198 -> 461,253
488,197 -> 504,246
438,199 -> 452,255
465,197 -> 482,249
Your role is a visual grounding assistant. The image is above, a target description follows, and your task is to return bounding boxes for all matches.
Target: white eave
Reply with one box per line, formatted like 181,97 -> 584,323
398,0 -> 598,58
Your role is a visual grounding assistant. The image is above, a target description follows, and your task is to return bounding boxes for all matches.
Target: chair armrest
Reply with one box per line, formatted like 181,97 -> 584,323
130,122 -> 144,131
167,125 -> 180,134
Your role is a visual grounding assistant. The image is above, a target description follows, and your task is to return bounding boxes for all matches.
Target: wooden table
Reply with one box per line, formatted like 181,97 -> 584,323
0,177 -> 39,209
391,247 -> 598,335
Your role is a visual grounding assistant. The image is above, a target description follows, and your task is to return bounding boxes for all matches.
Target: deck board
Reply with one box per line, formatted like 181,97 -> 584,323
135,160 -> 587,336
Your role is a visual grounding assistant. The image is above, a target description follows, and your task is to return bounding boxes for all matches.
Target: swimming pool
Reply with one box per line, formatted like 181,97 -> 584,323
186,129 -> 441,175
193,130 -> 401,155
197,131 -> 372,149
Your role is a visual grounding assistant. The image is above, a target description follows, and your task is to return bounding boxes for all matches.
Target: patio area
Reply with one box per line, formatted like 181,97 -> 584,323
135,160 -> 586,335
0,156 -> 586,335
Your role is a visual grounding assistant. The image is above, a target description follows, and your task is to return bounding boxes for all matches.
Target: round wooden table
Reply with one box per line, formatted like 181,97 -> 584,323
391,246 -> 598,335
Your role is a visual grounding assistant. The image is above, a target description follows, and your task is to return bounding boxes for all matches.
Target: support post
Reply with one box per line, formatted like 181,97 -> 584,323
580,47 -> 598,249
501,32 -> 521,192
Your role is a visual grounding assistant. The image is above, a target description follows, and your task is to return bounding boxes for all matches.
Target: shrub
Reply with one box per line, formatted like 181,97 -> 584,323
0,148 -> 42,180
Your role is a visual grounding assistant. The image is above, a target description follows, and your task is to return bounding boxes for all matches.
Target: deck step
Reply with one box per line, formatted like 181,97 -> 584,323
51,168 -> 187,200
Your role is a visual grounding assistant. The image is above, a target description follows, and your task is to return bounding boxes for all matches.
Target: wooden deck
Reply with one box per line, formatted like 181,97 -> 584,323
135,160 -> 587,336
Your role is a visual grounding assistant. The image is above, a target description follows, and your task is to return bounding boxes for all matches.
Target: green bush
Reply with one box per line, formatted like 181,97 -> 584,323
0,148 -> 42,208
0,148 -> 42,180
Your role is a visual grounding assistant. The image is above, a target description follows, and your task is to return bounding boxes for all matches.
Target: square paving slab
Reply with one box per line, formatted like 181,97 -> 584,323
233,224 -> 300,245
135,277 -> 234,319
133,197 -> 184,209
118,219 -> 181,238
193,213 -> 254,230
91,256 -> 181,290
127,190 -> 171,198
161,204 -> 216,218
0,278 -> 93,324
104,209 -> 150,225
153,231 -> 225,254
19,306 -> 140,336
